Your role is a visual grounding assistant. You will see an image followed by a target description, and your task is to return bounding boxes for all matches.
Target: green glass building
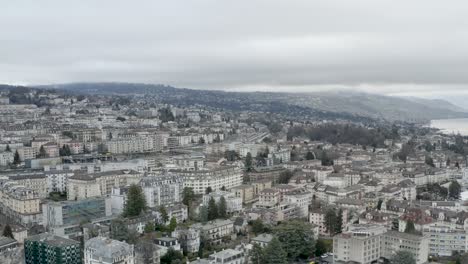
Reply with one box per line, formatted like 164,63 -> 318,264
24,233 -> 81,264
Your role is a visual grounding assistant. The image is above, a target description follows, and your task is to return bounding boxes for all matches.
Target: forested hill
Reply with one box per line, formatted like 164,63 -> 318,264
15,82 -> 468,122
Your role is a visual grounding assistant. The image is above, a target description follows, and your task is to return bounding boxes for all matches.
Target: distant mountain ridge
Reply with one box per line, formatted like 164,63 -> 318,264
25,82 -> 468,122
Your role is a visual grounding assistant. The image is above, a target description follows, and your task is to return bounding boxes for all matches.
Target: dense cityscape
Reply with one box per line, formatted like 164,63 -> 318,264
0,85 -> 467,264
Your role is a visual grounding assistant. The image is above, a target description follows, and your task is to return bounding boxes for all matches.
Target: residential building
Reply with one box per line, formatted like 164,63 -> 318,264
202,191 -> 243,213
141,175 -> 184,208
381,231 -> 429,264
84,236 -> 134,264
333,224 -> 387,264
173,166 -> 243,195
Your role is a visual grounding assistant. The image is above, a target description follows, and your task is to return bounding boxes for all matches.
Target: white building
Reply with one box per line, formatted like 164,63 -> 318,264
85,237 -> 134,264
174,166 -> 243,195
381,231 -> 429,264
202,191 -> 243,213
141,175 -> 184,208
333,224 -> 387,264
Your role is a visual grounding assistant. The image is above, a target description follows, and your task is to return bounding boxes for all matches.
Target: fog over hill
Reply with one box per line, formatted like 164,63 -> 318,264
31,82 -> 468,123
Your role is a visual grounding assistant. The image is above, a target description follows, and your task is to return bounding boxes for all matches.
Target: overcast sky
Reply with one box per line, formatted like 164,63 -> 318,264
2,0 -> 468,102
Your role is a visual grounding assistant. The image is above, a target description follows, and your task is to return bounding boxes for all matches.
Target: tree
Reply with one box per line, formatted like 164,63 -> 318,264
199,205 -> 208,223
449,180 -> 462,200
377,199 -> 383,210
110,218 -> 129,242
38,145 -> 47,158
245,152 -> 253,171
198,137 -> 205,144
390,250 -> 416,264
305,151 -> 314,160
321,151 -> 333,166
159,206 -> 169,223
168,217 -> 177,232
2,224 -> 14,239
218,196 -> 227,219
324,209 -> 338,235
273,220 -> 315,260
5,145 -> 11,152
205,186 -> 213,194
160,248 -> 184,264
123,184 -> 147,217
314,239 -> 328,257
336,209 -> 343,234
116,116 -> 126,122
263,237 -> 288,264
404,220 -> 416,234
207,197 -> 218,220
251,219 -> 265,235
425,156 -> 435,167
182,187 -> 195,213
278,170 -> 294,184
13,150 -> 21,165
250,243 -> 265,264
220,185 -> 226,191
144,221 -> 155,233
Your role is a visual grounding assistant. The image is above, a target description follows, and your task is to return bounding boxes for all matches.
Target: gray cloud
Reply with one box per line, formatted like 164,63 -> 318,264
1,0 -> 468,100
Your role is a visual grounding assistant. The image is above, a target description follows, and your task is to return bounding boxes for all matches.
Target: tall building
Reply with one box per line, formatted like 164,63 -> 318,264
141,175 -> 184,208
24,233 -> 81,264
333,224 -> 387,264
172,166 -> 243,195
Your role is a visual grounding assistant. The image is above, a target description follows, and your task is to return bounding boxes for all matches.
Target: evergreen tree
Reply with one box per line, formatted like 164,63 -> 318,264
336,209 -> 343,234
377,199 -> 383,210
5,145 -> 11,152
245,152 -> 253,171
305,151 -> 314,160
168,217 -> 177,232
218,196 -> 227,219
205,186 -> 213,194
13,150 -> 21,165
250,243 -> 265,264
159,206 -> 169,223
263,237 -> 288,264
324,208 -> 338,235
38,145 -> 47,158
198,137 -> 205,144
123,184 -> 147,217
404,220 -> 416,234
207,197 -> 218,220
199,205 -> 208,223
182,187 -> 195,215
449,180 -> 462,199
110,218 -> 129,242
2,224 -> 14,239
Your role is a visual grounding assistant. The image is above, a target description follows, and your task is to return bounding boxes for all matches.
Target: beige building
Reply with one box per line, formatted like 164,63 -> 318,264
0,180 -> 42,225
192,219 -> 234,244
231,185 -> 255,204
8,174 -> 48,198
68,170 -> 142,200
174,166 -> 243,195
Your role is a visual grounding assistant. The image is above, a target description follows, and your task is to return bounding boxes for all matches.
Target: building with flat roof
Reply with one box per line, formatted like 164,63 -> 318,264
24,233 -> 81,264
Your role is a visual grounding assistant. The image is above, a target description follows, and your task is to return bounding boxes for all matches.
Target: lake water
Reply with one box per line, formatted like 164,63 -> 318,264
430,118 -> 468,136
